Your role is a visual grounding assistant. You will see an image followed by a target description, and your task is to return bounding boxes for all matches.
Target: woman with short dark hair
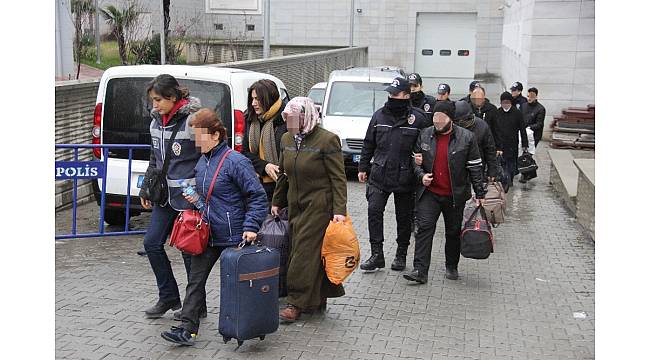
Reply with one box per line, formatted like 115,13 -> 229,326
161,108 -> 268,346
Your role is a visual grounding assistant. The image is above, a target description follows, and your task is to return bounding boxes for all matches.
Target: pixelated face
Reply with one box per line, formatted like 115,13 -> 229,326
511,89 -> 521,97
410,84 -> 422,93
527,91 -> 537,103
470,89 -> 485,108
501,100 -> 512,111
251,89 -> 263,115
433,112 -> 451,131
283,103 -> 304,136
149,91 -> 176,115
192,126 -> 219,153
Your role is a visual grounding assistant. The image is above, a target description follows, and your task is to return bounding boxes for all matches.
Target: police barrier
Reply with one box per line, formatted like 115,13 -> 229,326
55,144 -> 150,240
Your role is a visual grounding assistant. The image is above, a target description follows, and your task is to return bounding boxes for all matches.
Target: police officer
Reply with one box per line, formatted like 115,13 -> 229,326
358,77 -> 429,272
436,83 -> 452,103
407,73 -> 436,122
510,81 -> 527,110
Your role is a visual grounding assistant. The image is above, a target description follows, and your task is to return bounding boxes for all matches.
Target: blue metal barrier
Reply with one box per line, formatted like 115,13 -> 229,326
55,144 -> 151,240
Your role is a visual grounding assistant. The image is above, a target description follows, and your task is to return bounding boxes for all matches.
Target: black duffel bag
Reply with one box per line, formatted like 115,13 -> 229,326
257,208 -> 291,297
517,151 -> 538,176
460,205 -> 494,259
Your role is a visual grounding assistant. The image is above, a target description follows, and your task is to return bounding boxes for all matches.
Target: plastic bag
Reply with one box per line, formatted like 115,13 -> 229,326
321,215 -> 360,285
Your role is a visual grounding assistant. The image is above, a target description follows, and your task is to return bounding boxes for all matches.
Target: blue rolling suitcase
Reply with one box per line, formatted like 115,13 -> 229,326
219,243 -> 280,347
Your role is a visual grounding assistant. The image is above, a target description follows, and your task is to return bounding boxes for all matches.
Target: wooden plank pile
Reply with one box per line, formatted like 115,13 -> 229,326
550,104 -> 595,149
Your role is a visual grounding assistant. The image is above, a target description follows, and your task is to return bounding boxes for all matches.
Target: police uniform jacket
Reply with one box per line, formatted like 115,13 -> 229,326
359,104 -> 430,193
147,96 -> 202,211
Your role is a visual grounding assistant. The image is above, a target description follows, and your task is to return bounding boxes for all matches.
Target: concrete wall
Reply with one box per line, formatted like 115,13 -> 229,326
56,0 -> 76,79
501,0 -> 595,139
185,41 -> 339,64
150,0 -> 504,76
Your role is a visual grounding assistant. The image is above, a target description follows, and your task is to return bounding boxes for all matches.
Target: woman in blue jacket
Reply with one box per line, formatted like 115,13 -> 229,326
161,108 -> 268,346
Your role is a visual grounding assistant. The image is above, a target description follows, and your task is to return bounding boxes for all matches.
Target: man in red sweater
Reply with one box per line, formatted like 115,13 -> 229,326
404,101 -> 486,283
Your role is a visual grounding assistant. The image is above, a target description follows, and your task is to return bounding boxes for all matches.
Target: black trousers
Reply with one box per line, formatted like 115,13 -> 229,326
413,191 -> 465,273
366,183 -> 414,254
179,246 -> 226,334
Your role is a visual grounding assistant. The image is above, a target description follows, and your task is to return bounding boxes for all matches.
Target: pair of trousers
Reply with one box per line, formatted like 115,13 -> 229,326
366,183 -> 414,254
413,191 -> 465,273
143,204 -> 193,303
179,246 -> 226,334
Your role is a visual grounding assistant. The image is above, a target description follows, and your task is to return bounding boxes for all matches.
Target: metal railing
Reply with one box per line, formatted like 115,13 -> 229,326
55,143 -> 150,240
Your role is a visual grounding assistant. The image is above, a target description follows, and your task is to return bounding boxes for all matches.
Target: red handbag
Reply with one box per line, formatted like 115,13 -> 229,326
169,149 -> 232,255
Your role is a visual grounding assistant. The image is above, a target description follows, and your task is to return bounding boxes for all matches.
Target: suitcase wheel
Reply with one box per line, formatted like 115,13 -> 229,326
259,335 -> 265,341
222,336 -> 231,344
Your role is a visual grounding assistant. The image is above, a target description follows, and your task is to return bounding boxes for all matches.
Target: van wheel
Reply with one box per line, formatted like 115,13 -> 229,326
103,209 -> 128,226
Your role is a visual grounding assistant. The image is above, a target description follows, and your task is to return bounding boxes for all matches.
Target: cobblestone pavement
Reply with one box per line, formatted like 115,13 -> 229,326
55,142 -> 595,360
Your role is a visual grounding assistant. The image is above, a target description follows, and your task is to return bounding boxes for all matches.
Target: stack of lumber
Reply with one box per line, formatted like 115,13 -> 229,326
550,104 -> 595,149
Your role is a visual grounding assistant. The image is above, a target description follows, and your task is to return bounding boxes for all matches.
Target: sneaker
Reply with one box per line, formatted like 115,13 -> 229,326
161,326 -> 196,346
403,269 -> 427,284
445,267 -> 459,280
144,299 -> 181,319
173,308 -> 208,321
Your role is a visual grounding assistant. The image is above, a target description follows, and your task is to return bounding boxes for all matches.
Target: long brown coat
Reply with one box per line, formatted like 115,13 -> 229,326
272,126 -> 348,309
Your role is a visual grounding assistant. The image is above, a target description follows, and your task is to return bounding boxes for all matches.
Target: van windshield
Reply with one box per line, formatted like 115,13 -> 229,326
307,88 -> 325,105
326,81 -> 389,117
103,77 -> 231,160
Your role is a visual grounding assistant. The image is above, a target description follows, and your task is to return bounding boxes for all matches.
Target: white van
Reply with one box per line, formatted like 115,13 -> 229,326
91,65 -> 288,225
320,67 -> 403,171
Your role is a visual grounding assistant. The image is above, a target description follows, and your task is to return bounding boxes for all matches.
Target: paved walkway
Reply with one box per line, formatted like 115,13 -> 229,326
56,64 -> 105,82
55,143 -> 595,359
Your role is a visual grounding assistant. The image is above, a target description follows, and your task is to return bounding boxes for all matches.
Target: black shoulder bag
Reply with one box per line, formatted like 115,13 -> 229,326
139,121 -> 183,205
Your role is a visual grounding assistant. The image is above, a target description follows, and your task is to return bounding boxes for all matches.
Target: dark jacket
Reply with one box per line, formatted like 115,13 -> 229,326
359,104 -> 430,193
194,141 -> 268,247
520,101 -> 546,143
147,97 -> 202,211
492,107 -> 529,159
241,106 -> 287,177
513,95 -> 527,110
410,92 -> 437,122
413,124 -> 486,206
462,117 -> 498,178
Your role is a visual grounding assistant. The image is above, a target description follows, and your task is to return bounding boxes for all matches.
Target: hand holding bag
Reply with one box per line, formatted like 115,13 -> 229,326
168,149 -> 232,255
321,215 -> 360,285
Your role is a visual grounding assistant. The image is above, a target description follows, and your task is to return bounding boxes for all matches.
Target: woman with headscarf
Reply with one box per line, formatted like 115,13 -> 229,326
242,79 -> 287,205
271,97 -> 348,323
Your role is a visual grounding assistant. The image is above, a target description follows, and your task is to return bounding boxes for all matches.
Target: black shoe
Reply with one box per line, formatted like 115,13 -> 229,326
403,269 -> 427,284
144,299 -> 181,319
137,249 -> 147,256
360,253 -> 385,271
391,255 -> 406,271
519,177 -> 528,183
161,326 -> 196,346
173,308 -> 208,321
445,267 -> 459,280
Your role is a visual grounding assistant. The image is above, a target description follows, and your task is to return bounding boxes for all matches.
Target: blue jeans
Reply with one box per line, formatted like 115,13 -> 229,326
143,204 -> 192,303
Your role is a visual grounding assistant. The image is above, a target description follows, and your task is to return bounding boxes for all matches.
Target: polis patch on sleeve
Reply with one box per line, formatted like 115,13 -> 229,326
424,103 -> 430,112
172,141 -> 182,156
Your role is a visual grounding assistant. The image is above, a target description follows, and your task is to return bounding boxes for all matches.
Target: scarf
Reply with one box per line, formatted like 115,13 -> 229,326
282,97 -> 321,150
248,98 -> 282,166
385,97 -> 410,118
455,115 -> 476,129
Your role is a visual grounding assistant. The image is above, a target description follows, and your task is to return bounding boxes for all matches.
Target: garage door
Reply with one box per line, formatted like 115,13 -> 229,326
414,12 -> 477,97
